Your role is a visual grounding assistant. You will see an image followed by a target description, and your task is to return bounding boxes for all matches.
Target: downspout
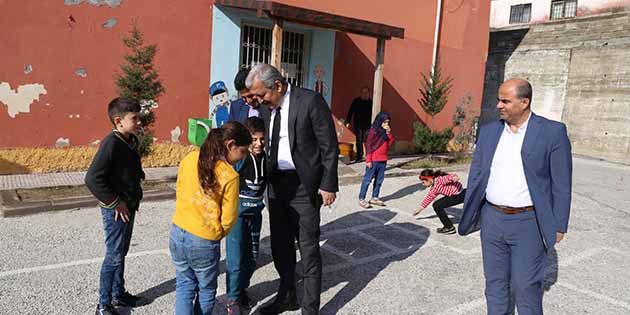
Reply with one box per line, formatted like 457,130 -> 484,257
431,0 -> 443,75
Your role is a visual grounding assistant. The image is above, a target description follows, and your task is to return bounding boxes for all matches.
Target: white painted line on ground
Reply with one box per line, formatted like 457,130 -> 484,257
0,249 -> 169,278
321,243 -> 358,263
557,282 -> 630,310
439,297 -> 485,315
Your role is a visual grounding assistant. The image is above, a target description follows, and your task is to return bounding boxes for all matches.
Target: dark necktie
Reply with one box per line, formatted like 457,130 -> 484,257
269,108 -> 281,171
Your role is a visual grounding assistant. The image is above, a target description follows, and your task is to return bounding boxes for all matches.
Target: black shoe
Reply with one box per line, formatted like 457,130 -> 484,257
95,304 -> 120,315
259,291 -> 299,315
112,291 -> 147,307
437,226 -> 456,234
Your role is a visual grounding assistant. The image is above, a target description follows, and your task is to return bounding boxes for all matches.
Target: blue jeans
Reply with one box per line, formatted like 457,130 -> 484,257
225,212 -> 263,301
358,161 -> 386,200
99,207 -> 136,306
169,224 -> 221,315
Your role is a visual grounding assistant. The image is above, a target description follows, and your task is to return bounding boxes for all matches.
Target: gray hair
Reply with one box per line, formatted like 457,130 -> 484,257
245,64 -> 287,89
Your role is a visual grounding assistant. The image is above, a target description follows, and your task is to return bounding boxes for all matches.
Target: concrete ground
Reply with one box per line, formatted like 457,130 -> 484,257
0,156 -> 628,314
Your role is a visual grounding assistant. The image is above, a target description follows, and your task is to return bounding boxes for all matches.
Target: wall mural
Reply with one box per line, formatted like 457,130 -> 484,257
208,81 -> 230,128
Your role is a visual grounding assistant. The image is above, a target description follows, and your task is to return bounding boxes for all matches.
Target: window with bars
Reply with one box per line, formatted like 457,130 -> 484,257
551,0 -> 577,19
240,24 -> 308,87
509,3 -> 532,24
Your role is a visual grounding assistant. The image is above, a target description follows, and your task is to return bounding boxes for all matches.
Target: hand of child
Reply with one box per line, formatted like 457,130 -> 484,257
114,201 -> 130,222
412,207 -> 425,216
366,162 -> 372,169
383,125 -> 391,134
452,174 -> 460,182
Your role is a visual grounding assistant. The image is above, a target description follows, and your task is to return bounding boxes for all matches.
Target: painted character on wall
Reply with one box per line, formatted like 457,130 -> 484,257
313,65 -> 328,97
209,81 -> 230,127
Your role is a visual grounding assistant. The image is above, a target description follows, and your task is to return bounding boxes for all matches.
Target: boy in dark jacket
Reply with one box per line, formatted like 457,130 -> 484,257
86,97 -> 146,315
225,117 -> 267,315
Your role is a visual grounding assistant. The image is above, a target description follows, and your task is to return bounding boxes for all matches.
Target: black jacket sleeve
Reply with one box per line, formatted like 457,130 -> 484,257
85,136 -> 120,209
310,93 -> 339,192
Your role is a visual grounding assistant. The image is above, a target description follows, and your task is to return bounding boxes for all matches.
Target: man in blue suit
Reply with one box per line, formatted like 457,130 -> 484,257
228,67 -> 267,124
458,79 -> 572,315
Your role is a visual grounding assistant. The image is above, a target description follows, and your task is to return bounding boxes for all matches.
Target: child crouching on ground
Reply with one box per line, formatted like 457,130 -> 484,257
225,117 -> 267,315
413,169 -> 466,234
169,122 -> 252,315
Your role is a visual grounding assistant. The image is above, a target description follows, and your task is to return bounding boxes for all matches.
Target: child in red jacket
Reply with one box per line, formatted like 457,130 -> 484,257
358,112 -> 394,208
413,169 -> 466,234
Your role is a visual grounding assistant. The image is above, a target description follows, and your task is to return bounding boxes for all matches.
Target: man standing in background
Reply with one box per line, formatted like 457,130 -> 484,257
345,86 -> 372,163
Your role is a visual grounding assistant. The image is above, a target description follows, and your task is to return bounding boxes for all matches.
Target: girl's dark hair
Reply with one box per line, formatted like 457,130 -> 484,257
420,169 -> 449,178
198,121 -> 252,195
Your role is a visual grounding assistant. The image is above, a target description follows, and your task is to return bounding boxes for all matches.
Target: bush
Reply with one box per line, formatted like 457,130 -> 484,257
413,122 -> 453,154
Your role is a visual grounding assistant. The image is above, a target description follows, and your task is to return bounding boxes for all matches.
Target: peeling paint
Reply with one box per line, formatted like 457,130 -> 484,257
65,0 -> 123,7
0,82 -> 47,118
171,126 -> 181,143
102,18 -> 117,28
55,138 -> 70,148
75,68 -> 87,78
24,64 -> 33,74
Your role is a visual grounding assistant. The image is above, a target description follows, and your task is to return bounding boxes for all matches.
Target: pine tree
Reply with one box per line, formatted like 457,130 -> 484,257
417,60 -> 453,130
115,21 -> 165,156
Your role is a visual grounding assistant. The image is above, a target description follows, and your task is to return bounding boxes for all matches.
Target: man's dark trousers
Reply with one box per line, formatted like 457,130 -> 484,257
268,171 -> 322,315
353,127 -> 368,161
481,202 -> 546,315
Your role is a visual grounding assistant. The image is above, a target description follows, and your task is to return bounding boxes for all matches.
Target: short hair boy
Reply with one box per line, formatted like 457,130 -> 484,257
225,116 -> 267,314
86,97 -> 147,315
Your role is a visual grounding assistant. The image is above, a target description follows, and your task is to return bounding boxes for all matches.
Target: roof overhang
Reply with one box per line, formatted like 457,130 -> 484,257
215,0 -> 405,39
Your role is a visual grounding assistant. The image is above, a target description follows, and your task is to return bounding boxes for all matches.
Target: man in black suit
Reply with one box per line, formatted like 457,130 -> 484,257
246,64 -> 339,315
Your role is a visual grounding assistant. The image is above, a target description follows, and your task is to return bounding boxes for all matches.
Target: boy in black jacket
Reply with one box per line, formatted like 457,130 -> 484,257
86,97 -> 146,315
225,117 -> 267,315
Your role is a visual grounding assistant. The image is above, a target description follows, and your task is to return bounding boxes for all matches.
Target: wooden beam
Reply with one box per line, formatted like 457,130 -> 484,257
271,19 -> 283,68
214,0 -> 404,39
372,38 -> 386,122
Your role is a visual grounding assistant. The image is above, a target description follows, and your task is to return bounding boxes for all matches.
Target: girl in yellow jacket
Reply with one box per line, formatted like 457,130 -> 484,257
169,121 -> 252,315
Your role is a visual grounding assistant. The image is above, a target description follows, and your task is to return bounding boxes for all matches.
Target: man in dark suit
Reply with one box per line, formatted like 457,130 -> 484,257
228,67 -> 265,124
246,64 -> 339,315
458,79 -> 572,315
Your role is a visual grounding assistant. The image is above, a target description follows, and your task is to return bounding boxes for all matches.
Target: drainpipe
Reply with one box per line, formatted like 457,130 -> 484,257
431,0 -> 443,75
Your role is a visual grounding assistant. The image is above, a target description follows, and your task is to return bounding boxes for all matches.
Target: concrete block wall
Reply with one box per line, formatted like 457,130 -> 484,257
482,10 -> 630,164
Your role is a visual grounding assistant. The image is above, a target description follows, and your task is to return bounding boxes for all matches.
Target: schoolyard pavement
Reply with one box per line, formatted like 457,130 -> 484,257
0,156 -> 629,314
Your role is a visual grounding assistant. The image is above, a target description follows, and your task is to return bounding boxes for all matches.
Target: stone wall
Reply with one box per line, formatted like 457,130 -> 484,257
482,10 -> 630,164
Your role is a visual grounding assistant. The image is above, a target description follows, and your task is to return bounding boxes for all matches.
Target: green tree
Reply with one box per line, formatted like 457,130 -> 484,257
417,61 -> 453,130
115,21 -> 165,156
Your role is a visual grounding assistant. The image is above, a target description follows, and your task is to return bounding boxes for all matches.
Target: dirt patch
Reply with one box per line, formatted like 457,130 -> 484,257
15,181 -> 173,202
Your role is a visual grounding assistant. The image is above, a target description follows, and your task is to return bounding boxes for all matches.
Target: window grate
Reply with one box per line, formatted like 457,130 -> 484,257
240,24 -> 307,87
509,3 -> 532,24
551,0 -> 577,19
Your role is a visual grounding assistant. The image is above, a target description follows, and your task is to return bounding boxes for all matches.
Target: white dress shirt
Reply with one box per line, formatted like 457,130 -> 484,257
485,114 -> 534,207
270,84 -> 296,170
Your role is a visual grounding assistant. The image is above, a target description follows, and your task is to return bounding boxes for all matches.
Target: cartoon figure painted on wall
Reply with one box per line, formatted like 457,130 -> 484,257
209,81 -> 230,127
313,65 -> 328,96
